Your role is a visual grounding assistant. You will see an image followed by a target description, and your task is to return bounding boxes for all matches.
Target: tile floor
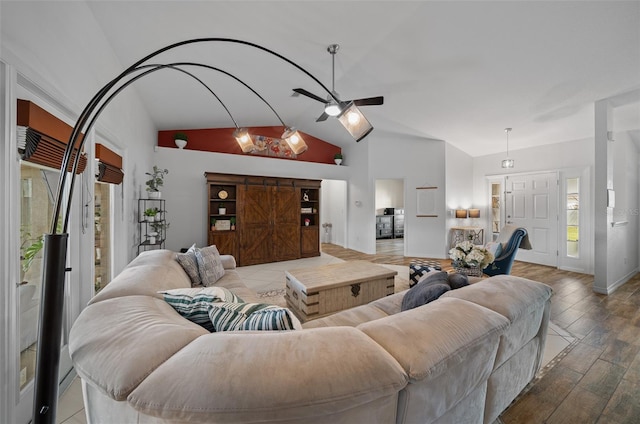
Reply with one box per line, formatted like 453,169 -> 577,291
56,253 -> 573,423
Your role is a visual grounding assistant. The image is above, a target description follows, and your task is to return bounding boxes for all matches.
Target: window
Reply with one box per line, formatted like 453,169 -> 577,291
94,183 -> 111,293
566,177 -> 579,258
19,163 -> 59,390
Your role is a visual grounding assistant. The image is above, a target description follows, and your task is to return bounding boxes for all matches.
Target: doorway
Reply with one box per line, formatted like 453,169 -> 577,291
504,172 -> 559,267
375,179 -> 405,255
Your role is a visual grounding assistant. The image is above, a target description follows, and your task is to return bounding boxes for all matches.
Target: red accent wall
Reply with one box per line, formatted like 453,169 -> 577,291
157,126 -> 341,164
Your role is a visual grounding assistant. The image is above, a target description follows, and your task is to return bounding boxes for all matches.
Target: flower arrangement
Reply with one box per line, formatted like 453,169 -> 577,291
304,218 -> 311,226
449,241 -> 495,270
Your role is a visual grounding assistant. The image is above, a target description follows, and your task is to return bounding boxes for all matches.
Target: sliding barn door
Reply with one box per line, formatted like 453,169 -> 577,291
239,185 -> 273,265
273,186 -> 300,261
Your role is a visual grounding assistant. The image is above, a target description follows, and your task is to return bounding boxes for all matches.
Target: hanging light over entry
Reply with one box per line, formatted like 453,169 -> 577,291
502,127 -> 514,168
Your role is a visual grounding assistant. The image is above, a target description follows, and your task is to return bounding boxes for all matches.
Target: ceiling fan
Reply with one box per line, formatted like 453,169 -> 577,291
293,44 -> 384,122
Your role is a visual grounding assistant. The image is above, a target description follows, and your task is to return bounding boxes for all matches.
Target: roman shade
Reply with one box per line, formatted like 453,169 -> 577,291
95,143 -> 124,185
17,99 -> 87,174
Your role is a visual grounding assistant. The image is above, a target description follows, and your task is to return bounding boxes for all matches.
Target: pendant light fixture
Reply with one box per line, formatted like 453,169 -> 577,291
501,127 -> 514,168
281,126 -> 308,154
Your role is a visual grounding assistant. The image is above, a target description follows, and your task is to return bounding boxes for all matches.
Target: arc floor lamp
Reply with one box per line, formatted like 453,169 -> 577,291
32,37 -> 371,424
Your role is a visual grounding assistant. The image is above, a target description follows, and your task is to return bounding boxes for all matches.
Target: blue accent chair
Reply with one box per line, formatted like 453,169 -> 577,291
483,226 -> 528,276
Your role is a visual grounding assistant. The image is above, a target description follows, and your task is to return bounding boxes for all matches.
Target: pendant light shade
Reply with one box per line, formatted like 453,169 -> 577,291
282,127 -> 308,154
501,128 -> 514,168
234,127 -> 255,153
337,102 -> 373,142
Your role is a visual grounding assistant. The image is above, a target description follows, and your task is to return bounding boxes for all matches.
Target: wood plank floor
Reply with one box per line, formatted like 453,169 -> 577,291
322,241 -> 640,423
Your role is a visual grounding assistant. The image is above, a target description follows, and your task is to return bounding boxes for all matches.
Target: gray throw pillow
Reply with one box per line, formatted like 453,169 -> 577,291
195,245 -> 226,286
401,271 -> 451,311
175,243 -> 202,286
448,273 -> 470,290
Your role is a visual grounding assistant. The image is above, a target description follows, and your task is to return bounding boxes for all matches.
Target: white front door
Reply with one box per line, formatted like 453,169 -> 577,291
505,172 -> 559,267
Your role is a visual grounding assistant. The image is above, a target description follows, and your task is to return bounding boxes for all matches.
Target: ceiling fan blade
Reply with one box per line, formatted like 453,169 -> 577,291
353,96 -> 384,106
316,112 -> 329,122
292,88 -> 328,104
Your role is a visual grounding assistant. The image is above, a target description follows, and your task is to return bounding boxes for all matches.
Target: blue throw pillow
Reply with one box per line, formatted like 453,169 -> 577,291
401,271 -> 451,311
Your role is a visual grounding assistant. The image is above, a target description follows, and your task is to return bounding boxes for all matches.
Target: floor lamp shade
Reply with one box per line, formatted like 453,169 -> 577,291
337,102 -> 373,142
282,127 -> 308,154
234,128 -> 255,153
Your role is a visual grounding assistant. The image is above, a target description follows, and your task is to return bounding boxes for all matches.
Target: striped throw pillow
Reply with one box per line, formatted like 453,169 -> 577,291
195,245 -> 226,286
161,287 -> 243,332
175,243 -> 202,286
208,302 -> 301,332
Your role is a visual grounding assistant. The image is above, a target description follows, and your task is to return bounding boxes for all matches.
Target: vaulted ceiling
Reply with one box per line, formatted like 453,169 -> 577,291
7,1 -> 640,156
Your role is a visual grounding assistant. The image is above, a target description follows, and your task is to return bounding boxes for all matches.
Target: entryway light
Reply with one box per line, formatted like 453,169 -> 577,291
502,128 -> 514,168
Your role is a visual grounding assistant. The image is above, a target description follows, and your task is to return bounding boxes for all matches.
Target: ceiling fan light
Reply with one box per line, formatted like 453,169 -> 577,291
282,127 -> 308,154
324,101 -> 342,117
233,127 -> 255,153
337,102 -> 373,142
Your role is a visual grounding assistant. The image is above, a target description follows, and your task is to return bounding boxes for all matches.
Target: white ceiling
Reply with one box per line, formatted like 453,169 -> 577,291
78,1 -> 640,156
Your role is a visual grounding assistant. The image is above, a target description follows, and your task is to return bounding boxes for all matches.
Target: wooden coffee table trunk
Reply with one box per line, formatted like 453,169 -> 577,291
285,261 -> 397,322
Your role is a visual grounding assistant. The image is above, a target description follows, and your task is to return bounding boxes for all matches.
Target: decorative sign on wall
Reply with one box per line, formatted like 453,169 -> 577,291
416,186 -> 438,217
250,135 -> 297,158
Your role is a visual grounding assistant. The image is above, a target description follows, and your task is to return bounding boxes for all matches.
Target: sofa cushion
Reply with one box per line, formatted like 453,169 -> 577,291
175,243 -> 202,286
127,328 -> 408,422
208,302 -> 301,331
195,245 -> 225,286
401,271 -> 451,311
161,287 -> 243,331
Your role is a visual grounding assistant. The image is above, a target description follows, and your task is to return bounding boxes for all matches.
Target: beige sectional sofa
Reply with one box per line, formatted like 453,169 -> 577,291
69,249 -> 552,424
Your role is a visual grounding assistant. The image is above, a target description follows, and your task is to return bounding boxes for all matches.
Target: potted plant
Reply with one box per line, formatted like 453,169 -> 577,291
174,132 -> 188,149
334,152 -> 343,165
210,217 -> 216,231
148,231 -> 158,245
144,207 -> 159,221
304,218 -> 311,226
150,221 -> 170,241
218,203 -> 226,215
145,166 -> 168,198
230,217 -> 236,231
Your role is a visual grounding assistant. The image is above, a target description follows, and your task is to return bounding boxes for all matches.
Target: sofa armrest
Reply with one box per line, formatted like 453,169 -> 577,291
220,255 -> 236,270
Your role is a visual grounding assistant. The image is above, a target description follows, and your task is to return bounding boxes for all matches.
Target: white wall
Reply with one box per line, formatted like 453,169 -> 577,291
368,132 -> 447,258
152,147 -> 350,252
445,143 -> 475,245
473,137 -> 595,265
320,180 -> 347,246
610,130 -> 640,284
